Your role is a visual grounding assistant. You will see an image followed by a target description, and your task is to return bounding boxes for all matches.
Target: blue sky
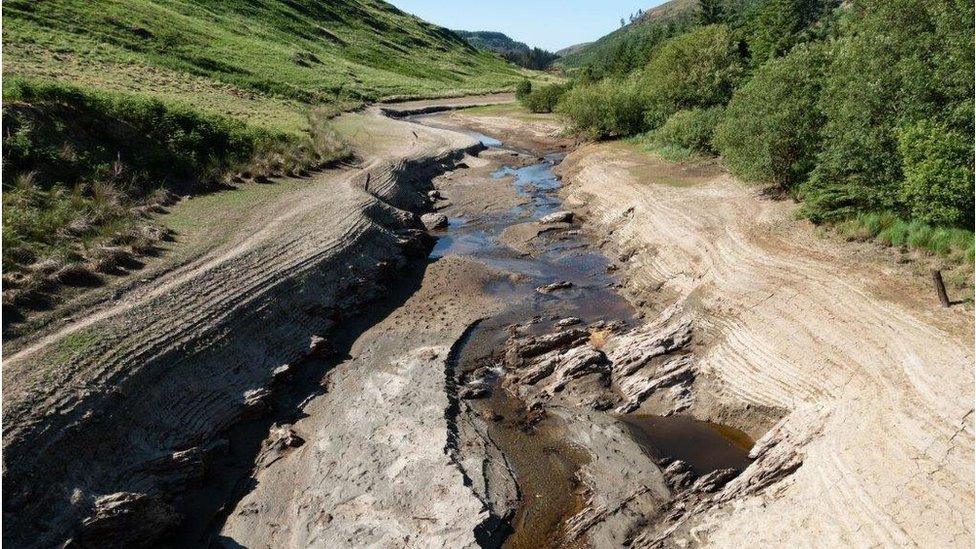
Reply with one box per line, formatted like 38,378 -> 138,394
389,1 -> 665,51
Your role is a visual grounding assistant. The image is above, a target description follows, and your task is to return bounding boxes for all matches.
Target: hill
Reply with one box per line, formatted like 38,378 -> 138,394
1,0 -> 526,327
454,30 -> 559,70
556,42 -> 592,57
3,0 -> 523,134
557,0 -> 696,69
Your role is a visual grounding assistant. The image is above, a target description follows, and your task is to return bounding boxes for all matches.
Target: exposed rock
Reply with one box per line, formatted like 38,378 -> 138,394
690,468 -> 738,493
78,492 -> 179,547
241,387 -> 272,418
258,424 -> 305,468
459,380 -> 491,400
421,212 -> 448,230
308,335 -> 333,357
608,315 -> 692,378
271,363 -> 292,381
138,446 -> 206,489
555,317 -> 582,327
536,280 -> 573,294
505,328 -> 589,367
427,189 -> 442,200
539,210 -> 573,224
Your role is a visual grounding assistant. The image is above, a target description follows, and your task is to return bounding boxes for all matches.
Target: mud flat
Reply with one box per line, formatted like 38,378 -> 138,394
7,98 -> 968,549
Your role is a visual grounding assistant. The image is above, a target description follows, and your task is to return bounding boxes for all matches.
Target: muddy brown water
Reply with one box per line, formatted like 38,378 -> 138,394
620,415 -> 754,476
413,114 -> 753,547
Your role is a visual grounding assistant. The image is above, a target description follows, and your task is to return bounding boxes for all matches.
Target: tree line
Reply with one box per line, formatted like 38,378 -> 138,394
518,0 -> 974,261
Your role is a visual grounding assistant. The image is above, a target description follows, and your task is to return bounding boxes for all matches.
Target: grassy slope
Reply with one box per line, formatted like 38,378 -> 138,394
1,0 -> 529,333
3,0 -> 524,134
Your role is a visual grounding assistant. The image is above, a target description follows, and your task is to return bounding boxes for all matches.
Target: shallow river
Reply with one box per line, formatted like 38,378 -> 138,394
414,116 -> 754,548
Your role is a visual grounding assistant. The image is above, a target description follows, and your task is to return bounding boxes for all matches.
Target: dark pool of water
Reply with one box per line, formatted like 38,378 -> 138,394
619,415 -> 754,476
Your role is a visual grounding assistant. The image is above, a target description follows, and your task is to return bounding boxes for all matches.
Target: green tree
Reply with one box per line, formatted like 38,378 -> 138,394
698,0 -> 725,24
714,44 -> 827,188
805,0 -> 974,225
742,0 -> 834,63
641,24 -> 745,121
515,79 -> 532,100
897,120 -> 974,227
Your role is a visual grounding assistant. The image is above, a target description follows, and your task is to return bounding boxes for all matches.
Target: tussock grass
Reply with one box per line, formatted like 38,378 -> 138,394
836,212 -> 975,264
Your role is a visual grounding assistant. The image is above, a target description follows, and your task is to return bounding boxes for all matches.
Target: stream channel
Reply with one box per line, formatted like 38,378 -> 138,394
411,113 -> 754,548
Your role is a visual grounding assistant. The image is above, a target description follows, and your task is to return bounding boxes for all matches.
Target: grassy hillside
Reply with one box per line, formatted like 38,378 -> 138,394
3,0 -> 523,134
1,0 -> 526,329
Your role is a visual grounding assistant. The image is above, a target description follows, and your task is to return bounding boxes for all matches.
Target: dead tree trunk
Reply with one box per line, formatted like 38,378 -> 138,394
932,269 -> 950,308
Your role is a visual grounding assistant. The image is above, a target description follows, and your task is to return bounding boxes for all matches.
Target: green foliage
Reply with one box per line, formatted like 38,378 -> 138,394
521,83 -> 570,113
556,78 -> 648,138
3,79 -> 281,192
516,79 -> 533,101
837,211 -> 974,260
714,44 -> 826,188
805,0 -> 974,227
650,107 -> 725,153
454,31 -> 559,70
740,0 -> 835,63
641,25 -> 745,116
1,78 -> 347,274
557,4 -> 696,75
698,0 -> 726,24
896,120 -> 974,227
3,0 -> 522,133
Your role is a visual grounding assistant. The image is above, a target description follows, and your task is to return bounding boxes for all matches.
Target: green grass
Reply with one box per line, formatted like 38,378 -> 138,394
3,0 -> 523,133
836,211 -> 975,264
1,0 -> 530,329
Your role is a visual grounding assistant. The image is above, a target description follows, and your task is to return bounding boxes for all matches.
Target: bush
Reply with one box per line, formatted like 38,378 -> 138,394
1,78 -> 349,279
805,0 -> 974,226
714,44 -> 827,189
650,107 -> 725,154
641,25 -> 745,116
521,83 -> 569,113
515,79 -> 532,100
556,78 -> 647,139
896,120 -> 974,228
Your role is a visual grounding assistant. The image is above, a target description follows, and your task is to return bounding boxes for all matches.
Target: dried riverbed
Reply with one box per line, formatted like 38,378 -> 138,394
410,113 -> 755,547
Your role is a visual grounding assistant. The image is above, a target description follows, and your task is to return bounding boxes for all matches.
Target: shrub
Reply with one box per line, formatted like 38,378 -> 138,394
805,0 -> 974,226
515,79 -> 532,100
641,24 -> 745,116
896,120 -> 974,228
714,44 -> 827,189
521,83 -> 569,113
650,107 -> 725,154
556,78 -> 647,138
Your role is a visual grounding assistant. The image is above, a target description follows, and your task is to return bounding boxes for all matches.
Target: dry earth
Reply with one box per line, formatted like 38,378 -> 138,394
0,101 -> 496,548
556,143 -> 975,547
3,95 -> 972,549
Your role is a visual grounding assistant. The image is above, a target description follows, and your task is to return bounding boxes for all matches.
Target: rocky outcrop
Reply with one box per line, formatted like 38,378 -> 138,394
421,212 -> 449,230
539,210 -> 573,224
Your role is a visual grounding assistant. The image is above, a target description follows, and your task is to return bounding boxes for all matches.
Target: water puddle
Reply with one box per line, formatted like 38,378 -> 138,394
619,415 -> 754,475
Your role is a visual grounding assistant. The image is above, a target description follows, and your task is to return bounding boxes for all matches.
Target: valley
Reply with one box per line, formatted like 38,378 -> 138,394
4,97 -> 971,548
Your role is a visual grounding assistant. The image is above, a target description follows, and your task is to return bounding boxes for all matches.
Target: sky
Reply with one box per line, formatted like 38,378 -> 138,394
389,0 -> 665,52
